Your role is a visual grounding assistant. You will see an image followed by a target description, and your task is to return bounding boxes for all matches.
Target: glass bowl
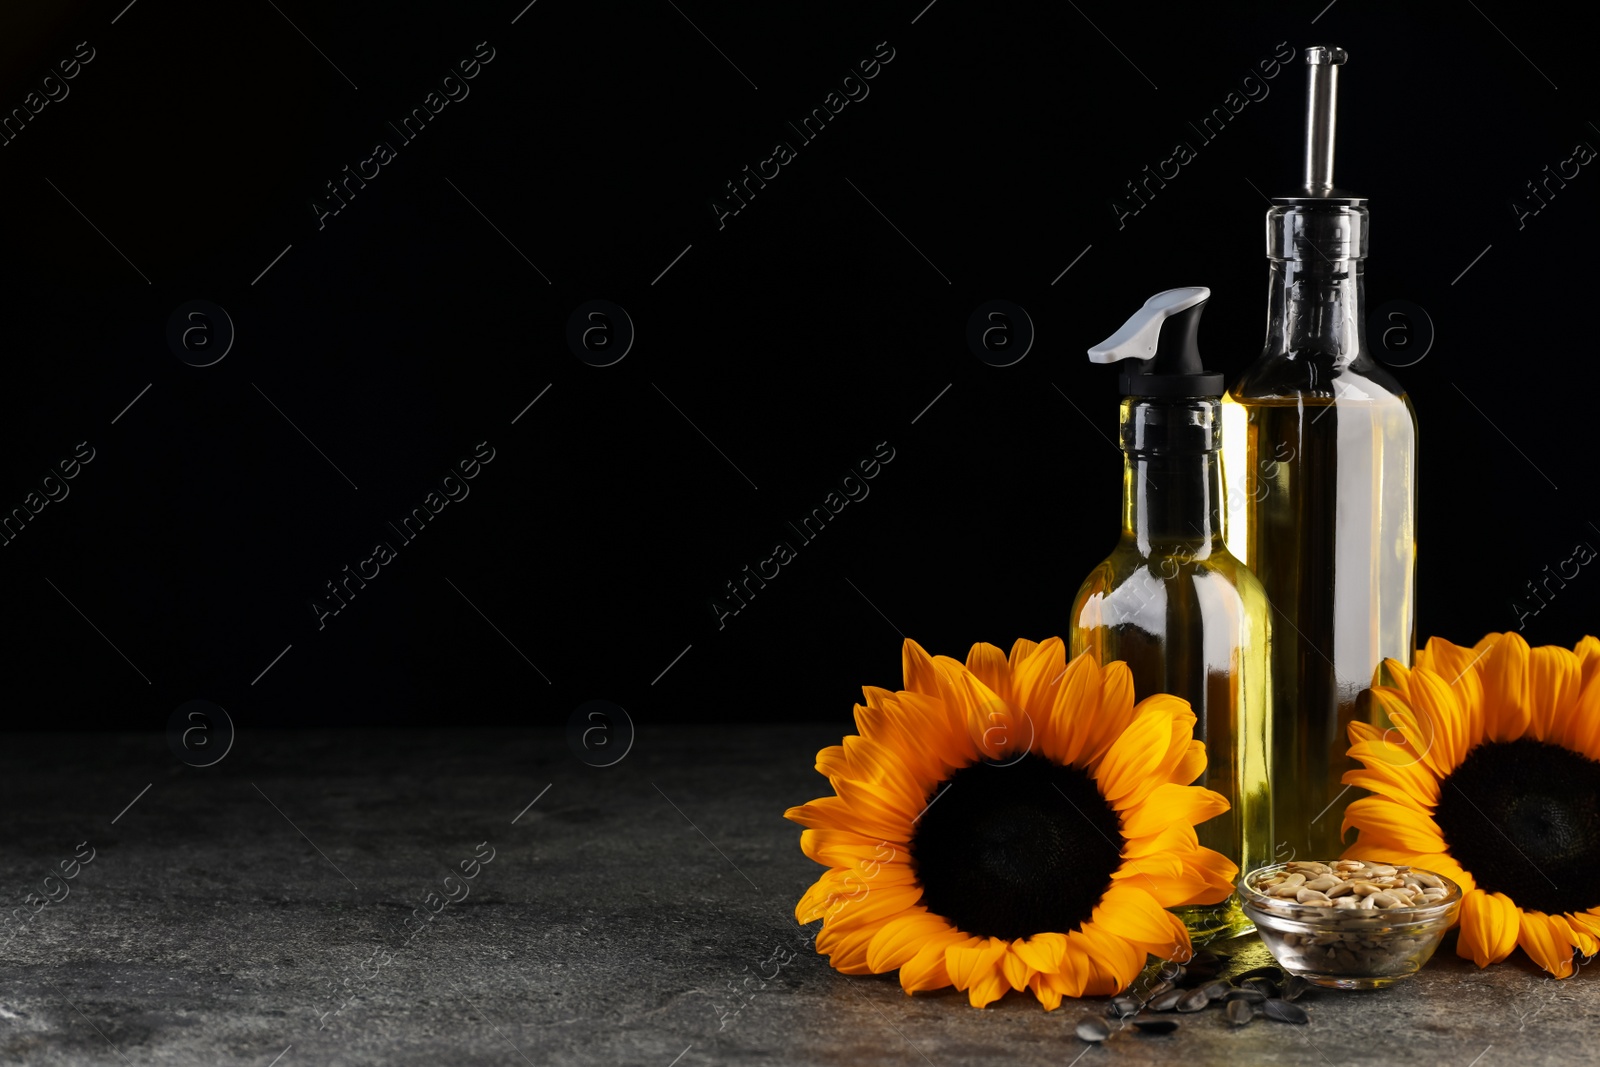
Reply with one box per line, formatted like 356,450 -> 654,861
1237,861 -> 1462,989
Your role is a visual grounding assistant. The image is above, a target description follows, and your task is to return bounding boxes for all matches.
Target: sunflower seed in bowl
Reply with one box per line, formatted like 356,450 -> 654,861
1238,861 -> 1462,989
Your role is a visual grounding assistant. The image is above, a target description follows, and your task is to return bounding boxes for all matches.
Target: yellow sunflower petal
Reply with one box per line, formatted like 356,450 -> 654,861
803,840 -> 911,876
1008,637 -> 1040,670
830,775 -> 921,834
964,643 -> 1015,708
1341,769 -> 1432,814
1147,715 -> 1209,793
1038,650 -> 1104,768
1168,740 -> 1208,789
836,861 -> 920,890
900,642 -> 977,755
1119,783 -> 1229,838
1096,696 -> 1195,805
1161,906 -> 1193,947
950,669 -> 1030,764
818,884 -> 925,932
1110,850 -> 1184,887
1527,644 -> 1582,743
1001,945 -> 1034,991
1122,819 -> 1200,858
901,691 -> 980,771
946,937 -> 1011,1008
1375,655 -> 1414,698
1068,655 -> 1145,771
1517,911 -> 1578,979
1405,668 -> 1467,774
1055,934 -> 1093,997
1011,932 -> 1069,975
799,827 -> 889,865
798,869 -> 917,925
784,795 -> 910,845
1380,706 -> 1447,782
1456,889 -> 1520,967
1091,883 -> 1183,954
1575,636 -> 1600,692
1566,911 -> 1600,954
1362,689 -> 1431,771
854,693 -> 951,784
898,928 -> 976,994
1079,659 -> 1139,762
1421,638 -> 1485,739
1478,633 -> 1533,741
1024,935 -> 1094,1002
814,912 -> 891,974
1349,719 -> 1385,744
1182,844 -> 1241,904
1341,796 -> 1447,854
1118,830 -> 1235,907
832,734 -> 930,814
1028,972 -> 1064,1011
1344,733 -> 1442,809
901,639 -> 944,698
1561,674 -> 1600,761
1565,916 -> 1600,956
1011,637 -> 1068,727
1072,923 -> 1146,996
865,909 -> 951,973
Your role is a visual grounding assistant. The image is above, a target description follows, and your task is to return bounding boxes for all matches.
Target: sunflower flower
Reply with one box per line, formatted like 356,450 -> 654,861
1341,631 -> 1600,978
784,637 -> 1237,1009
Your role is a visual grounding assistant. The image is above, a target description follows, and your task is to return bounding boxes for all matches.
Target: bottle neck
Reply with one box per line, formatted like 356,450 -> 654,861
1261,202 -> 1372,372
1119,397 -> 1226,557
1263,256 -> 1370,370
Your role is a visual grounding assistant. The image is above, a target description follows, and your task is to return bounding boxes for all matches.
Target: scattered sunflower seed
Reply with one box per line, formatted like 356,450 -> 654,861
1262,998 -> 1309,1024
1200,979 -> 1233,1000
1145,978 -> 1175,998
1279,975 -> 1310,1002
1233,965 -> 1284,984
1176,988 -> 1211,1013
1132,1020 -> 1180,1035
1076,1016 -> 1112,1042
1148,988 -> 1185,1012
1075,1017 -> 1113,1043
1107,995 -> 1141,1018
1225,987 -> 1267,1004
1241,977 -> 1280,998
1157,960 -> 1185,982
1226,998 -> 1254,1027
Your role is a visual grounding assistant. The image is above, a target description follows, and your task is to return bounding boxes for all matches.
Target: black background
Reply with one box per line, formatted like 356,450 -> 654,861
1,0 -> 1594,733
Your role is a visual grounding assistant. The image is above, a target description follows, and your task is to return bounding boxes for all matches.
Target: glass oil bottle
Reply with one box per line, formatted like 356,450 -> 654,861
1220,46 -> 1418,862
1071,287 -> 1271,942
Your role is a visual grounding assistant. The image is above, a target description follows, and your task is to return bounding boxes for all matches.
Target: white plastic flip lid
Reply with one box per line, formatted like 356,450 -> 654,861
1088,286 -> 1211,365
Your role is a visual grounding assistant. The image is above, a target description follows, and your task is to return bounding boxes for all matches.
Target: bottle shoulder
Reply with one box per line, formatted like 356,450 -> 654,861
1229,354 -> 1413,406
1070,548 -> 1270,659
1073,544 -> 1263,603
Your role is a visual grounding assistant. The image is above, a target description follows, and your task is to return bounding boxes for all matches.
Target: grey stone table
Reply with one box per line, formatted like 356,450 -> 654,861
1,725 -> 1593,1066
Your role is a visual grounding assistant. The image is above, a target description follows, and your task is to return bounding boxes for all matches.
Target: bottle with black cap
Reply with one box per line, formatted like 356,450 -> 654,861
1070,286 -> 1271,942
1219,45 -> 1417,863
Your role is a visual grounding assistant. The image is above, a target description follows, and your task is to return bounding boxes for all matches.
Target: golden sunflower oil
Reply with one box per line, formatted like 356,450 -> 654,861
1071,289 -> 1272,943
1222,351 -> 1417,863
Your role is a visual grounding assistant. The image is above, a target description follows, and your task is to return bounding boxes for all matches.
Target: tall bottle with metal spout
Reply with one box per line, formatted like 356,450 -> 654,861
1220,45 -> 1418,862
1072,287 -> 1271,942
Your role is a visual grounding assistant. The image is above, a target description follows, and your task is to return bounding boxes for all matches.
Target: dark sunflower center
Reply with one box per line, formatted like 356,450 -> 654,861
1434,738 -> 1600,915
908,753 -> 1124,941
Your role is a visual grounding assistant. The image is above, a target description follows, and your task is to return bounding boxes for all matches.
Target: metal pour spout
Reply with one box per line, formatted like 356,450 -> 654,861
1301,45 -> 1348,197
